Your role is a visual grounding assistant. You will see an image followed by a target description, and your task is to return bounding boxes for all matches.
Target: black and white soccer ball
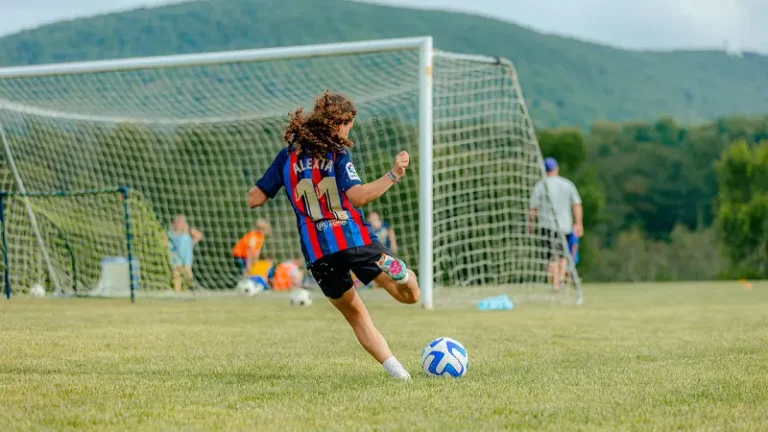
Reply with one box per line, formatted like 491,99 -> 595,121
236,278 -> 266,297
289,288 -> 313,307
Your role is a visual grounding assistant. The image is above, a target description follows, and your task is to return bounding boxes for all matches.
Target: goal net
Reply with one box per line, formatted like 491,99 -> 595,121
0,189 -> 169,298
0,37 -> 581,305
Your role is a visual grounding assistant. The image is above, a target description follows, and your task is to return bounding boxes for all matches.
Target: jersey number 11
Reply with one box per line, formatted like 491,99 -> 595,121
295,177 -> 349,222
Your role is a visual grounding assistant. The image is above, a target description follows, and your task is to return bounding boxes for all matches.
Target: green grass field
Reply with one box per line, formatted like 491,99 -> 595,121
2,282 -> 767,431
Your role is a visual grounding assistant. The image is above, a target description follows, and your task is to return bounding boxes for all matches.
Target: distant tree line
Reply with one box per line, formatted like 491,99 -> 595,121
539,115 -> 768,281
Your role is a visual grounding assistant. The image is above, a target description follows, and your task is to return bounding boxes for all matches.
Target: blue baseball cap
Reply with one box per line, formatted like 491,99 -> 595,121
544,157 -> 558,172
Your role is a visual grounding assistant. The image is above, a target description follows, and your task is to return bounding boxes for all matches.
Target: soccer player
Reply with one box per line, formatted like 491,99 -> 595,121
527,157 -> 583,291
247,91 -> 419,380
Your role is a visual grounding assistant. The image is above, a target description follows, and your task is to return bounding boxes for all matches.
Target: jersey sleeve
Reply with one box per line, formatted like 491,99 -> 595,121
569,181 -> 583,205
334,150 -> 363,192
256,148 -> 289,198
529,182 -> 544,210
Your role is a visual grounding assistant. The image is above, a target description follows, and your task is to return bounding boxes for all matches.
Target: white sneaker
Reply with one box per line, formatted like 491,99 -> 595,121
391,370 -> 412,381
383,356 -> 411,381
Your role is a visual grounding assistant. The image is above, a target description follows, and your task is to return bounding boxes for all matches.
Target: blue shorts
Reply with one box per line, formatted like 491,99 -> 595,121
566,233 -> 580,265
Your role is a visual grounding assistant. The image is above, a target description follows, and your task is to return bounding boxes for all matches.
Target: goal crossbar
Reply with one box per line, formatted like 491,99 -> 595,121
0,37 -> 433,79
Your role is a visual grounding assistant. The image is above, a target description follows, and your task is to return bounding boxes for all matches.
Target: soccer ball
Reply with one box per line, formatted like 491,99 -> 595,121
236,277 -> 266,297
421,337 -> 468,378
289,288 -> 312,307
29,284 -> 45,298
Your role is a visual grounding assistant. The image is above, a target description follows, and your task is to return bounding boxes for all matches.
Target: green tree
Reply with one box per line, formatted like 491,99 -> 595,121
715,140 -> 768,278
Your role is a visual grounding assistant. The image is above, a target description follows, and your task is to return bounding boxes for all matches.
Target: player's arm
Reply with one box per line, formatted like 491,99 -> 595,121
526,183 -> 542,235
526,209 -> 538,235
345,175 -> 398,208
247,236 -> 264,264
249,149 -> 288,208
247,187 -> 269,208
570,182 -> 584,237
572,204 -> 583,237
245,250 -> 260,275
190,228 -> 204,244
345,151 -> 409,208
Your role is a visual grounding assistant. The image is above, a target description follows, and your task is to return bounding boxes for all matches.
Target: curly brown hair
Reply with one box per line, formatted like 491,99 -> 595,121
284,90 -> 357,157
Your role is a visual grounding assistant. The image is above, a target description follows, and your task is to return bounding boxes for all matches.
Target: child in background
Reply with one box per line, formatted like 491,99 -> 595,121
232,219 -> 271,276
269,258 -> 305,291
367,211 -> 398,254
167,214 -> 204,292
366,211 -> 398,289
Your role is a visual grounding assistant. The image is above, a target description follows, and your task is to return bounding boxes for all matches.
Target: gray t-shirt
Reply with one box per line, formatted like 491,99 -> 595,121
530,176 -> 582,234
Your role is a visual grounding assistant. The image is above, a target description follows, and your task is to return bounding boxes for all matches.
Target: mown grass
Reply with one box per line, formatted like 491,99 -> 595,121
1,281 -> 767,431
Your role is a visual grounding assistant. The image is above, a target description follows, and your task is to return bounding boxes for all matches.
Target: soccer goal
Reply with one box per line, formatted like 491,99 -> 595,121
0,188 -> 169,301
0,36 -> 581,306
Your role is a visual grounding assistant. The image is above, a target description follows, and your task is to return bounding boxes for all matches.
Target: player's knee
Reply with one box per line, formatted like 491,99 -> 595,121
405,288 -> 420,304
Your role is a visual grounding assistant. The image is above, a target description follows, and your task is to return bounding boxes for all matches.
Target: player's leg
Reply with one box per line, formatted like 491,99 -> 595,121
172,265 -> 182,292
547,261 -> 558,291
234,257 -> 246,277
183,265 -> 194,290
329,289 -> 388,361
560,233 -> 578,289
329,289 -> 410,380
352,244 -> 420,304
557,258 -> 568,290
311,256 -> 410,380
373,271 -> 419,304
540,228 -> 559,291
551,251 -> 564,292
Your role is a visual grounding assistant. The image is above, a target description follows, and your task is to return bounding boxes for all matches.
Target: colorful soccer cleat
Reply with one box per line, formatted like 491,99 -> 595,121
376,254 -> 409,284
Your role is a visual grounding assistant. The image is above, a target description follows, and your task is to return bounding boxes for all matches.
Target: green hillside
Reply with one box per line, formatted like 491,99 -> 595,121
0,0 -> 766,128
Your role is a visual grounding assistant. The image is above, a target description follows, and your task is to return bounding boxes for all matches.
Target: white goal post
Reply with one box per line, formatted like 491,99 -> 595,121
0,36 -> 582,306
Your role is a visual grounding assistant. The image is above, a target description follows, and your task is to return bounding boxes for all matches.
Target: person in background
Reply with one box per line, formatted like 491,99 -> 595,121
526,157 -> 583,291
232,219 -> 271,277
367,211 -> 398,254
269,258 -> 305,291
167,214 -> 204,292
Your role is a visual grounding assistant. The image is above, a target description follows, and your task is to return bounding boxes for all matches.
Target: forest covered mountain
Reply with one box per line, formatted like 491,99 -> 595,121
0,0 -> 766,128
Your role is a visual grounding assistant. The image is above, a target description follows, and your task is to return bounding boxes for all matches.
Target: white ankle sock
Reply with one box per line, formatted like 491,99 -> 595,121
382,356 -> 411,380
396,270 -> 409,284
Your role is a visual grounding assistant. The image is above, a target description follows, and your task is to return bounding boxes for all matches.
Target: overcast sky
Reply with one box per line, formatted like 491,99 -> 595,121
0,0 -> 765,53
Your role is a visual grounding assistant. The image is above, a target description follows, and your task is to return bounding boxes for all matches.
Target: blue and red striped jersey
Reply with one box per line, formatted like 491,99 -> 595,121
256,147 -> 378,266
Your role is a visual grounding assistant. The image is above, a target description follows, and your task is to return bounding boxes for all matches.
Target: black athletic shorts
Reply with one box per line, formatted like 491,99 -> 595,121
309,242 -> 394,299
539,227 -> 565,261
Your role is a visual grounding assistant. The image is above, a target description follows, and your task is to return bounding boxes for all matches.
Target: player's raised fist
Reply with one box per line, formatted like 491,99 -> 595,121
392,151 -> 410,178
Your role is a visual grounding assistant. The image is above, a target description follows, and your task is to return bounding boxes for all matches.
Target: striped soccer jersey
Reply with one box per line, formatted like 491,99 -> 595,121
256,147 -> 379,266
